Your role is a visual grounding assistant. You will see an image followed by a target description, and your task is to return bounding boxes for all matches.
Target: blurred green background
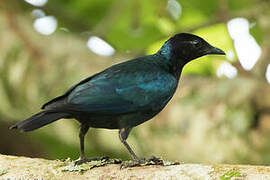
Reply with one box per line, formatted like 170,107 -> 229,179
0,0 -> 270,164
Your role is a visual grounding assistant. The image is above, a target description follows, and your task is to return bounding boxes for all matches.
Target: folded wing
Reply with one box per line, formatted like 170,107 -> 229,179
42,58 -> 177,115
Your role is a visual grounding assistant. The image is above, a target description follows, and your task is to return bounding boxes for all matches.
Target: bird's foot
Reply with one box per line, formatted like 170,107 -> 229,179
75,156 -> 109,165
121,156 -> 163,168
147,156 -> 164,165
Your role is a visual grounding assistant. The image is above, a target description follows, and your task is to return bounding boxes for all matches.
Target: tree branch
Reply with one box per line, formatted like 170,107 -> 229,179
1,154 -> 270,179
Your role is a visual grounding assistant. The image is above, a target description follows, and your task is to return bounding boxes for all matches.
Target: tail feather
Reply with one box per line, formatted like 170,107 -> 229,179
10,111 -> 70,132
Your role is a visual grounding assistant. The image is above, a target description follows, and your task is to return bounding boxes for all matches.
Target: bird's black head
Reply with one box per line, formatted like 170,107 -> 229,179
159,33 -> 225,66
170,33 -> 225,61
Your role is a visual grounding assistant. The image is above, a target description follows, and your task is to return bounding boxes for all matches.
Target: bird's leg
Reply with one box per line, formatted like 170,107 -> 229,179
75,123 -> 90,165
79,123 -> 90,160
75,124 -> 92,164
75,124 -> 109,165
119,127 -> 164,168
119,127 -> 142,162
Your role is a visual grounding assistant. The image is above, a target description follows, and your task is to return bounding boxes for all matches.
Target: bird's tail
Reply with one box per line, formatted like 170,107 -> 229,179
9,111 -> 70,132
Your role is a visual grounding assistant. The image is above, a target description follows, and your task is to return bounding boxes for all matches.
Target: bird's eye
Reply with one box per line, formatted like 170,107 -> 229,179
192,40 -> 200,48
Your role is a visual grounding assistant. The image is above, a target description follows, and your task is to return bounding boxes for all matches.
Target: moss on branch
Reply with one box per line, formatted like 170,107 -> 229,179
1,154 -> 270,179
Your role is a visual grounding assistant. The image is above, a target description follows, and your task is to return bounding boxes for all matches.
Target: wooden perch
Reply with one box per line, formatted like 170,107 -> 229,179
1,154 -> 270,179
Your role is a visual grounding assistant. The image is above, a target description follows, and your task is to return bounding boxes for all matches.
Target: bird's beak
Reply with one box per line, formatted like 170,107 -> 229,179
206,46 -> 226,55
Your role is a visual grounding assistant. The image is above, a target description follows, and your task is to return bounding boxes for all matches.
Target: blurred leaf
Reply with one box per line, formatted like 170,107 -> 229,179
157,18 -> 175,35
178,10 -> 208,28
220,171 -> 241,180
249,21 -> 263,44
228,0 -> 256,10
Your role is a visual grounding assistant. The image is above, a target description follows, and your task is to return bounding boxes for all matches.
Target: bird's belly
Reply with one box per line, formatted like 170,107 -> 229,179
72,91 -> 174,129
73,109 -> 161,129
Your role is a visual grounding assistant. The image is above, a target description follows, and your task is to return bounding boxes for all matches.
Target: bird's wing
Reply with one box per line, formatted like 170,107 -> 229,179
41,57 -> 146,110
41,72 -> 102,110
63,66 -> 177,114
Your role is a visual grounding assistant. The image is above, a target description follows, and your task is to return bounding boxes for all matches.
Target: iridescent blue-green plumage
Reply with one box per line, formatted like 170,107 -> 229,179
10,33 -> 225,163
43,53 -> 178,129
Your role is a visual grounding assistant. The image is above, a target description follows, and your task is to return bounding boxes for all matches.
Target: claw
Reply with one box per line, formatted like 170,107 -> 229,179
121,156 -> 164,168
75,156 -> 109,165
147,156 -> 163,165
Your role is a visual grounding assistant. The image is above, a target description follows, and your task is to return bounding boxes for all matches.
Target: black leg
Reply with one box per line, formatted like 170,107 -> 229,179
74,123 -> 90,165
79,123 -> 90,160
75,124 -> 109,165
119,128 -> 164,168
119,127 -> 140,161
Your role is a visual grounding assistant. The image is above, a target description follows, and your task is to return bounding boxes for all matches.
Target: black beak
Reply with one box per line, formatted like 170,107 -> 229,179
206,46 -> 226,55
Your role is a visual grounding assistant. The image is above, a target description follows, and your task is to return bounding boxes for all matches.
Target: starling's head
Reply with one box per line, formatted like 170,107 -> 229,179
160,33 -> 225,65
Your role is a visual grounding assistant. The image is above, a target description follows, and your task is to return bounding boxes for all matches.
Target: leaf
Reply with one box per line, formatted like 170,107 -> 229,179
220,171 -> 241,180
0,169 -> 8,176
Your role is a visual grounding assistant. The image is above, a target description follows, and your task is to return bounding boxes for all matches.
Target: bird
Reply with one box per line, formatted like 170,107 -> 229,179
10,33 -> 225,165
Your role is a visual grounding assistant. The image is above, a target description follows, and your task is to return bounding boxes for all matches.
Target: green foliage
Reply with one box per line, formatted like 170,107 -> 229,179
228,0 -> 256,10
250,22 -> 263,44
0,169 -> 8,176
220,171 -> 241,180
